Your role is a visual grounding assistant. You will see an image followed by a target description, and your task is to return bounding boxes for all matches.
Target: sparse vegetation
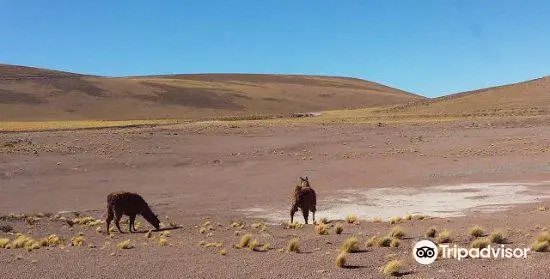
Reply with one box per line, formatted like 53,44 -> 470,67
537,205 -> 548,211
0,238 -> 10,248
425,227 -> 437,238
40,234 -> 61,247
390,238 -> 399,247
319,217 -> 329,224
404,214 -> 412,221
389,226 -> 406,239
365,236 -> 378,247
219,249 -> 226,255
340,237 -> 360,253
281,221 -> 303,229
235,234 -> 252,249
315,223 -> 329,235
471,238 -> 490,249
536,231 -> 550,243
436,229 -> 452,244
389,216 -> 401,225
247,239 -> 259,251
488,231 -> 506,244
345,215 -> 357,224
335,252 -> 347,268
287,238 -> 300,253
335,224 -> 343,234
468,226 -> 485,237
377,237 -> 392,247
415,215 -> 426,220
531,241 -> 549,252
157,237 -> 168,246
381,259 -> 405,276
71,235 -> 85,247
371,216 -> 382,223
116,239 -> 133,249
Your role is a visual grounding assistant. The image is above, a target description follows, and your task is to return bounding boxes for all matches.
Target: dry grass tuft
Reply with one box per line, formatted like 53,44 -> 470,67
116,239 -> 133,249
335,252 -> 347,268
415,215 -> 426,220
345,215 -> 357,224
247,239 -> 259,251
389,216 -> 401,225
536,231 -> 550,243
70,235 -> 85,247
287,238 -> 300,253
436,229 -> 452,244
381,259 -> 405,276
315,223 -> 329,235
319,217 -> 329,224
335,224 -> 344,235
404,214 -> 412,221
377,236 -> 393,247
157,237 -> 168,246
488,231 -> 506,244
371,216 -> 382,223
537,205 -> 548,211
468,226 -> 485,237
390,238 -> 400,247
235,234 -> 252,249
0,238 -> 11,248
340,237 -> 360,253
531,240 -> 549,252
365,236 -> 378,248
471,238 -> 490,249
251,221 -> 267,231
281,221 -> 303,229
40,234 -> 61,247
389,226 -> 406,239
425,227 -> 437,238
219,249 -> 226,255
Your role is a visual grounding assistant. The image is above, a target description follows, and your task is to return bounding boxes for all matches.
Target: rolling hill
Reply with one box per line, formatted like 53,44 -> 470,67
385,76 -> 550,117
0,64 -> 422,121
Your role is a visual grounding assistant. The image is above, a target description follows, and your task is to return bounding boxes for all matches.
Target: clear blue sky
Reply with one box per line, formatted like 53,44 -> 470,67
1,1 -> 549,97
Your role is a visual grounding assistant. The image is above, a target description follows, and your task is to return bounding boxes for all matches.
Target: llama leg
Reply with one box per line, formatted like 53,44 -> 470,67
290,204 -> 299,223
114,212 -> 124,233
129,214 -> 136,233
106,209 -> 114,234
301,208 -> 309,224
312,210 -> 316,224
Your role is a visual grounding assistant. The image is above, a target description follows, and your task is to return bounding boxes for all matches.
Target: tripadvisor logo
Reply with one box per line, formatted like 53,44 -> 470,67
413,240 -> 530,264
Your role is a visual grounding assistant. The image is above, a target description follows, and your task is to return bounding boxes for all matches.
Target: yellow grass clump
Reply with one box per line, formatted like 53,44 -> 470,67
40,234 -> 62,247
365,236 -> 378,248
319,217 -> 329,224
340,237 -> 360,253
235,234 -> 252,249
389,216 -> 401,225
488,231 -> 506,244
335,252 -> 347,268
536,231 -> 550,243
377,236 -> 393,247
404,214 -> 412,221
425,227 -> 437,238
116,239 -> 133,249
471,238 -> 490,249
335,224 -> 344,234
345,215 -> 357,224
219,249 -> 227,255
468,226 -> 485,237
381,260 -> 405,276
287,238 -> 300,253
157,237 -> 168,246
436,229 -> 452,244
9,235 -> 41,251
70,235 -> 85,247
315,223 -> 329,235
390,238 -> 399,247
281,221 -> 303,229
389,226 -> 406,239
0,238 -> 10,248
247,239 -> 259,251
531,240 -> 549,252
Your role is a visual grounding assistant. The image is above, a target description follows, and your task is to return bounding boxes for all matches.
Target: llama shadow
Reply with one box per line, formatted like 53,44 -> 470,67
134,226 -> 183,233
344,265 -> 366,269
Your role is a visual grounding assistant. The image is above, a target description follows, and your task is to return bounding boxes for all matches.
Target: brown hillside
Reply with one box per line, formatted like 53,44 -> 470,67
0,64 -> 422,121
385,76 -> 550,117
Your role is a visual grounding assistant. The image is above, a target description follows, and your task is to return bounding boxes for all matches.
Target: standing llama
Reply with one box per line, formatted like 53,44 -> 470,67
106,192 -> 161,233
290,176 -> 317,224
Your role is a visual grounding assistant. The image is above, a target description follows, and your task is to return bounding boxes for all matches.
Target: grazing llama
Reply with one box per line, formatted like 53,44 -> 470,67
290,176 -> 317,224
106,192 -> 160,233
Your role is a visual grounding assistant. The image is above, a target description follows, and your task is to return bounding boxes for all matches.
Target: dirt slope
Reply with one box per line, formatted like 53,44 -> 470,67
0,64 -> 422,121
385,76 -> 550,117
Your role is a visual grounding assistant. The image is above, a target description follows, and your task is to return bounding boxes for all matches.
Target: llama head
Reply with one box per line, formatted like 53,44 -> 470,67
142,208 -> 161,230
300,176 -> 310,187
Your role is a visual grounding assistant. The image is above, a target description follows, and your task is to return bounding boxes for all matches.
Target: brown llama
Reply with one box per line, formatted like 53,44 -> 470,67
290,176 -> 317,224
106,192 -> 160,233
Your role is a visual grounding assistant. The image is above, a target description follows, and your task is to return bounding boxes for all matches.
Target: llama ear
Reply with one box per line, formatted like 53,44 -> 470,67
300,177 -> 305,181
305,176 -> 308,181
